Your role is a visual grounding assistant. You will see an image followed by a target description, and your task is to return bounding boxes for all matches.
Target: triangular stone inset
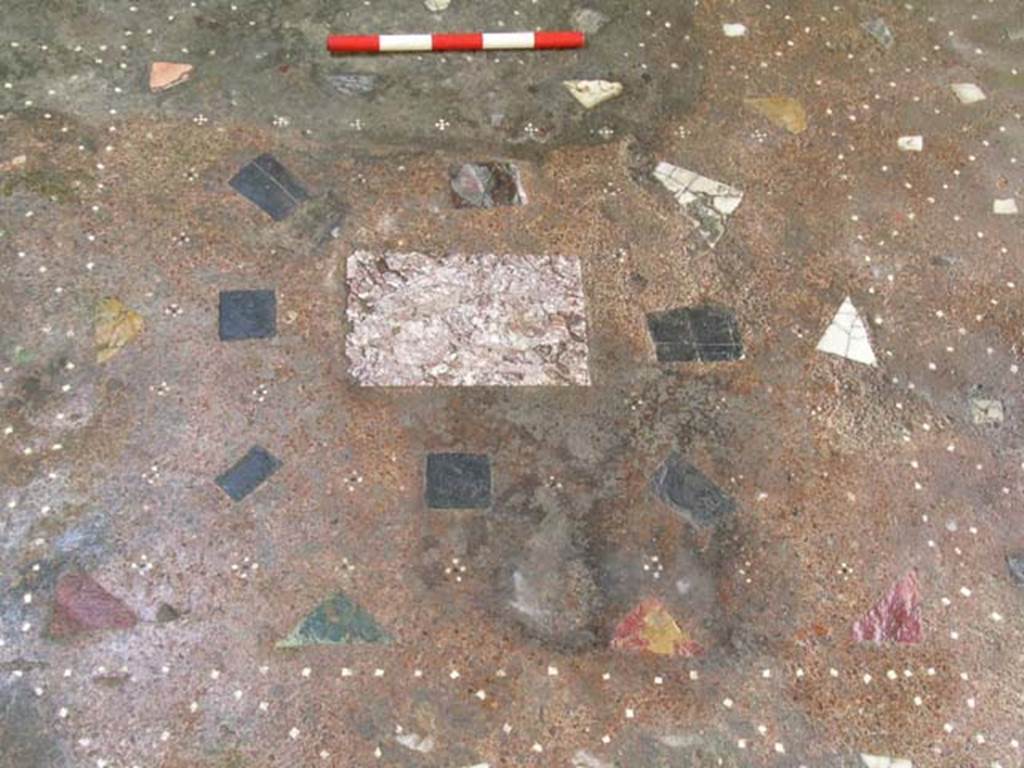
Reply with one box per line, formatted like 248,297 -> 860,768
276,591 -> 390,648
611,598 -> 701,657
816,297 -> 877,366
852,570 -> 922,644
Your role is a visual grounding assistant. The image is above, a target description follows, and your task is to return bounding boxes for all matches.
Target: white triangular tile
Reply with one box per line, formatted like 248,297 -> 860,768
816,297 -> 877,366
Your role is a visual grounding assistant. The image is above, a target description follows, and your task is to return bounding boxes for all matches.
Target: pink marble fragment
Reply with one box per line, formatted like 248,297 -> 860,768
149,62 -> 193,92
852,570 -> 922,644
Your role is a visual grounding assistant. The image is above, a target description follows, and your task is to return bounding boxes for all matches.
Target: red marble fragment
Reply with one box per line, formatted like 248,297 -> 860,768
852,570 -> 922,644
49,573 -> 137,638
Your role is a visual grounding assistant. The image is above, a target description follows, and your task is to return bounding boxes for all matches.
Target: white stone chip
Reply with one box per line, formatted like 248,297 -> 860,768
346,251 -> 591,386
396,732 -> 435,753
897,135 -> 923,152
970,398 -> 1004,425
424,0 -> 450,11
572,750 -> 613,768
563,80 -> 623,109
722,23 -> 748,37
816,297 -> 877,366
993,198 -> 1019,215
951,83 -> 986,105
861,755 -> 913,768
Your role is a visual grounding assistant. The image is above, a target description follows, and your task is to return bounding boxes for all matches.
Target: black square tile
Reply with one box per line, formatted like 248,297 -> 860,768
426,453 -> 491,509
645,308 -> 692,344
646,305 -> 743,363
216,445 -> 282,502
229,154 -> 309,221
219,290 -> 277,341
649,341 -> 699,363
651,452 -> 734,527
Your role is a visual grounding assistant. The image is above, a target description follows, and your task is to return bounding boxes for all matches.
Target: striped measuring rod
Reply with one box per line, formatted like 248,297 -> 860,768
326,30 -> 585,54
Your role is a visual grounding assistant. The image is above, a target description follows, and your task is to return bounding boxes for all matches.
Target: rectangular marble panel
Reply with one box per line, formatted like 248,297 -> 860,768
345,250 -> 591,386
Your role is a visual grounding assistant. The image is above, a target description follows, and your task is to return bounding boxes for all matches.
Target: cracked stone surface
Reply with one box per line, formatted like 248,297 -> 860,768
652,161 -> 744,248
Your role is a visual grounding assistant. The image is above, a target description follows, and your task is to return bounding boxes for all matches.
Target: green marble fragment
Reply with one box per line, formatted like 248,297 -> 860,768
276,591 -> 390,648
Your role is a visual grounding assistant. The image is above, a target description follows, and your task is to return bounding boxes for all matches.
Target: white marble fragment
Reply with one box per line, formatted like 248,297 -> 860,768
564,79 -> 623,109
424,0 -> 450,11
722,23 -> 748,37
897,135 -> 923,152
970,398 -> 1004,425
951,82 -> 986,104
571,8 -> 609,35
658,733 -> 700,749
509,571 -> 551,622
572,750 -> 613,768
994,198 -> 1019,215
396,732 -> 435,753
345,251 -> 591,386
861,755 -> 912,768
816,297 -> 877,366
653,161 -> 743,248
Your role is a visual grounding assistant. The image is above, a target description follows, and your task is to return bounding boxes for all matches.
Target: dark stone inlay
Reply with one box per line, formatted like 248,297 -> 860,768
646,305 -> 743,362
426,452 -> 492,509
651,452 -> 735,527
216,445 -> 282,501
219,289 -> 277,341
229,154 -> 309,221
1007,553 -> 1024,586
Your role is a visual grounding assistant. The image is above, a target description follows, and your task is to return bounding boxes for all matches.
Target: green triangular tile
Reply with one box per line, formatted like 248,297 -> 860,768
276,591 -> 390,648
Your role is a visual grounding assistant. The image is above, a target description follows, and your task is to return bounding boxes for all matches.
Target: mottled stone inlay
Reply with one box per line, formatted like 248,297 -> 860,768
345,250 -> 591,386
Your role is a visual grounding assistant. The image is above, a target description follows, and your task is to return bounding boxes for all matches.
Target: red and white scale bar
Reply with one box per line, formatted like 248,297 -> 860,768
327,30 -> 585,54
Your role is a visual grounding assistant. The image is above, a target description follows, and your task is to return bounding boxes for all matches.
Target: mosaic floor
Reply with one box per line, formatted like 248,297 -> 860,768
1,1 -> 1023,766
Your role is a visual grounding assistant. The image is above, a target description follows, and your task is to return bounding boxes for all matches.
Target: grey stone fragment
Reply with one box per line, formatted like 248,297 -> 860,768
215,446 -> 282,502
1007,553 -> 1024,586
970,397 -> 1004,425
507,511 -> 601,649
862,18 -> 894,49
0,683 -> 69,767
155,603 -> 181,623
651,453 -> 735,527
229,154 -> 308,221
324,72 -> 379,96
571,7 -> 609,35
450,162 -> 526,208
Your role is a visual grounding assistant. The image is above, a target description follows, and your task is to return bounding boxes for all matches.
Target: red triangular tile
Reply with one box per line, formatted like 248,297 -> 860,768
852,570 -> 922,644
49,573 -> 137,638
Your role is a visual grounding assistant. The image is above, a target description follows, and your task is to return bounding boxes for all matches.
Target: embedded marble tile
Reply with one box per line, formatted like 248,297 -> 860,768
345,250 -> 591,386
